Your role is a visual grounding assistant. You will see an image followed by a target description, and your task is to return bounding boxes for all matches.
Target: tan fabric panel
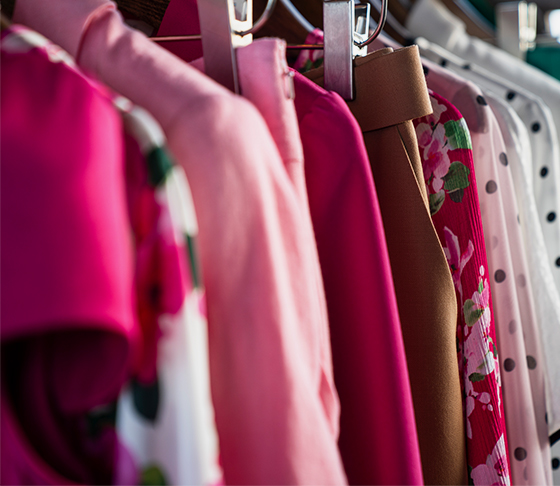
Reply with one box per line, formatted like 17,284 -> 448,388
307,46 -> 468,485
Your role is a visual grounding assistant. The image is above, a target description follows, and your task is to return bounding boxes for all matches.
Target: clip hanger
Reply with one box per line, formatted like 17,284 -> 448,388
496,1 -> 537,60
152,0 -> 277,93
324,0 -> 386,100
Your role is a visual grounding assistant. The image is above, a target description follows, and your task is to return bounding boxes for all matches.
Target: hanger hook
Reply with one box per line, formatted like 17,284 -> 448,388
355,0 -> 387,48
235,0 -> 278,36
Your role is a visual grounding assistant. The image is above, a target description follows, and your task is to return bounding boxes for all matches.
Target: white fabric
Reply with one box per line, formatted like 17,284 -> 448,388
422,60 -> 552,485
485,93 -> 555,486
116,105 -> 222,486
407,0 -> 560,144
416,39 -> 560,436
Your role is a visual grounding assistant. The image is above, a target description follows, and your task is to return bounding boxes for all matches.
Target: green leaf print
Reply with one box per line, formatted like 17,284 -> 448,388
141,465 -> 168,486
469,372 -> 486,382
478,280 -> 484,294
443,162 -> 471,193
448,188 -> 465,203
464,299 -> 485,326
429,190 -> 446,215
444,119 -> 473,149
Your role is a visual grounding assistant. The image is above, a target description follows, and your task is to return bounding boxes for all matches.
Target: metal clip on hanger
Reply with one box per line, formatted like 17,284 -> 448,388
324,0 -> 386,100
496,1 -> 537,60
152,0 -> 277,93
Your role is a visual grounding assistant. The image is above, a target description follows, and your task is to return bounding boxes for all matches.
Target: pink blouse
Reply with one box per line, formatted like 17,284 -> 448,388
13,1 -> 348,483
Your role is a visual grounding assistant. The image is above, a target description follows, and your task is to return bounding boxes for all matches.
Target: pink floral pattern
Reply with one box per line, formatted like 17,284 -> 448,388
414,91 -> 511,485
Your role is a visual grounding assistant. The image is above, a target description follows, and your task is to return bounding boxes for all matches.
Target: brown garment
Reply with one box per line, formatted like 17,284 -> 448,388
306,46 -> 467,485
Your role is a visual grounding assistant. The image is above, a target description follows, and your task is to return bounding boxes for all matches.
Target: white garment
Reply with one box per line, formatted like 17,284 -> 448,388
416,39 -> 560,437
116,104 -> 223,486
485,93 -> 556,486
423,59 -> 552,485
406,0 -> 560,145
416,40 -> 560,290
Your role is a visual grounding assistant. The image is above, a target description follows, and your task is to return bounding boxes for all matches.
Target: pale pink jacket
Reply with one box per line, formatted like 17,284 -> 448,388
13,1 -> 347,484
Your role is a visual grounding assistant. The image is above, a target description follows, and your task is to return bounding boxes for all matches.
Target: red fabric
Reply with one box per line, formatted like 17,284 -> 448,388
413,90 -> 511,484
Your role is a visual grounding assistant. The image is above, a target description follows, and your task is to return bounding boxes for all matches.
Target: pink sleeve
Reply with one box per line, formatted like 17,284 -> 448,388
294,76 -> 424,485
14,2 -> 348,484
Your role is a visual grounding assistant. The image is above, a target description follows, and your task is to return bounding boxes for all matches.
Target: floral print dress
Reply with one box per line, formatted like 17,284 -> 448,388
414,91 -> 511,485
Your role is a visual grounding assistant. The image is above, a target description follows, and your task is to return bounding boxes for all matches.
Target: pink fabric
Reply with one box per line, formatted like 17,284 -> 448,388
421,58 -> 551,486
155,0 -> 203,62
158,11 -> 423,483
413,90 -> 511,484
1,25 -> 138,485
124,131 -> 189,383
13,2 -> 348,484
292,71 -> 424,485
236,39 -> 340,434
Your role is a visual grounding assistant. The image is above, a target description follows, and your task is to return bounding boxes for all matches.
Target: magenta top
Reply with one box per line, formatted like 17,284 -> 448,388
293,71 -> 424,485
13,1 -> 348,483
1,25 -> 138,485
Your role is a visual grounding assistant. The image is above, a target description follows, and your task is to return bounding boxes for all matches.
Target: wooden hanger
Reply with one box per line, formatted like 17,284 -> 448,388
0,0 -> 169,29
116,0 -> 169,30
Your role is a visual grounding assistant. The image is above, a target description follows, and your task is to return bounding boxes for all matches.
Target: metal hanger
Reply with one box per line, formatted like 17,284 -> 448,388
299,0 -> 387,100
152,0 -> 277,93
151,0 -> 388,100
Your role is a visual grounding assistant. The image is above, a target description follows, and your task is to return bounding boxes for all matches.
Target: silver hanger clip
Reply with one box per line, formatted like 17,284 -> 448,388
197,0 -> 253,94
353,3 -> 371,58
324,0 -> 355,100
324,0 -> 385,100
496,1 -> 537,60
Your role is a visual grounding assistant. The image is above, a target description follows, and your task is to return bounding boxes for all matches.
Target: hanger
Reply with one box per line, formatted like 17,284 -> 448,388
152,0 -> 276,93
366,0 -> 414,45
279,0 -> 387,100
0,0 -> 15,19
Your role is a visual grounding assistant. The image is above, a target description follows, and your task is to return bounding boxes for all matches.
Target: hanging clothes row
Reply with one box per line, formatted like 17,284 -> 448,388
1,0 -> 560,485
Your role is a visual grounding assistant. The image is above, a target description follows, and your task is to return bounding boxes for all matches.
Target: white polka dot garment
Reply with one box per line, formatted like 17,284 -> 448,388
416,41 -> 560,438
416,41 -> 560,311
422,58 -> 552,486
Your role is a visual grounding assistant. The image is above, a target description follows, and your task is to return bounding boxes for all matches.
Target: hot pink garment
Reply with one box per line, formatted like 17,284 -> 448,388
13,2 -> 348,484
413,89 -> 511,484
1,25 -> 138,485
292,71 -> 424,485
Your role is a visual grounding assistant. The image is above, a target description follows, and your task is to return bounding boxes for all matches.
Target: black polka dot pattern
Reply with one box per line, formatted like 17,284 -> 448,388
423,66 -> 429,76
476,95 -> 488,106
514,447 -> 527,461
541,166 -> 549,177
495,270 -> 506,283
532,122 -> 541,132
517,275 -> 526,287
463,63 -> 471,70
553,458 -> 559,470
548,212 -> 556,222
509,320 -> 516,334
499,153 -> 508,166
504,358 -> 516,371
527,356 -> 537,369
506,91 -> 516,100
440,59 -> 447,67
556,257 -> 560,267
486,180 -> 498,193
